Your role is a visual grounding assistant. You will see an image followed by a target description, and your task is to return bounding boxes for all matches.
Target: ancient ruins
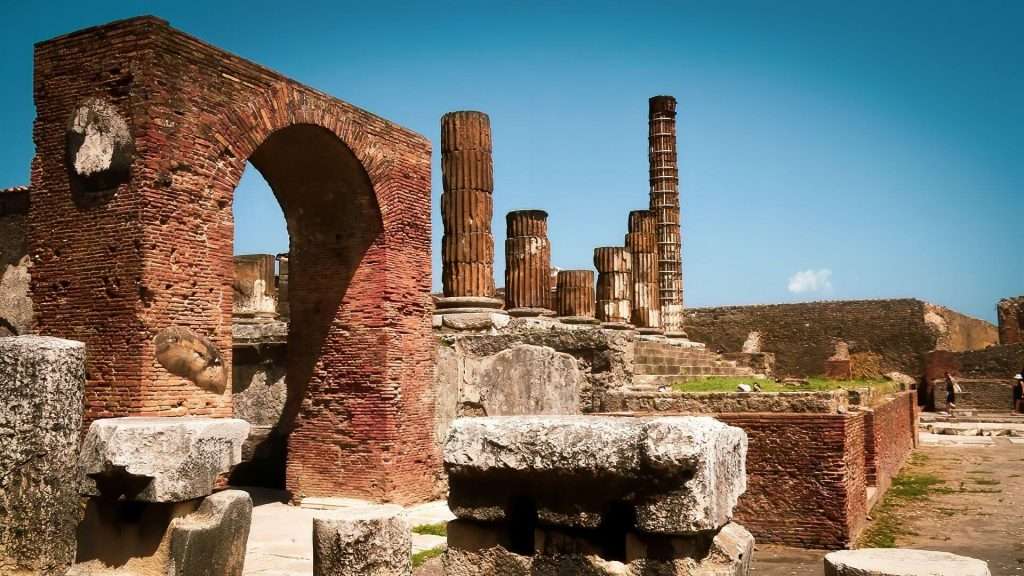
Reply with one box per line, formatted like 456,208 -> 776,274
0,14 -> 1017,576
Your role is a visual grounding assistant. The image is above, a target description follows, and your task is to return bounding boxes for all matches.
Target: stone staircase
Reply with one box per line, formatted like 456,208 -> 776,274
631,341 -> 758,389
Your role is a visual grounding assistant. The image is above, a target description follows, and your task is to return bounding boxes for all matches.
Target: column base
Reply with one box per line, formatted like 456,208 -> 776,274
435,296 -> 506,313
558,316 -> 600,326
508,307 -> 556,318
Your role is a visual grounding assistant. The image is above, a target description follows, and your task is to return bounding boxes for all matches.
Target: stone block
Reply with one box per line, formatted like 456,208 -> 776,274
80,417 -> 250,502
0,336 -> 86,576
170,490 -> 253,576
71,490 -> 253,576
824,548 -> 990,576
444,416 -> 746,534
313,505 -> 411,576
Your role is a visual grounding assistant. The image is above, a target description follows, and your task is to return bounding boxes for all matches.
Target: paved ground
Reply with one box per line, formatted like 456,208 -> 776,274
243,490 -> 453,576
751,437 -> 1024,576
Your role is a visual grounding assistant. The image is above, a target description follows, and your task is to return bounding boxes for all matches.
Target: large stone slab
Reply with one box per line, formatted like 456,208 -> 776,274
0,336 -> 86,576
444,416 -> 747,534
313,504 -> 411,576
80,416 -> 250,502
824,548 -> 990,576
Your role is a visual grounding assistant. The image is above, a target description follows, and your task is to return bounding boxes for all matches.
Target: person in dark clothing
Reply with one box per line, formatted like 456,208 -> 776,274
944,371 -> 958,410
1014,373 -> 1023,414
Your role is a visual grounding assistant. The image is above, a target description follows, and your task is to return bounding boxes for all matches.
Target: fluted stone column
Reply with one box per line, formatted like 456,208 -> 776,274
594,247 -> 633,329
649,96 -> 685,336
438,111 -> 504,314
556,270 -> 598,325
626,210 -> 662,333
504,210 -> 554,317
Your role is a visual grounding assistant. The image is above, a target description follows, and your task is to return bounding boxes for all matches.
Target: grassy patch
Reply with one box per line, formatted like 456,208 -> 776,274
412,547 -> 444,568
858,459 -> 946,548
412,522 -> 448,537
671,377 -> 896,394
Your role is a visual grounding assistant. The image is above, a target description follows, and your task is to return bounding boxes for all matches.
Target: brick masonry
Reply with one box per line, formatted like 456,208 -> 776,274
998,296 -> 1023,345
29,17 -> 436,503
685,299 -> 998,377
863,392 -> 918,495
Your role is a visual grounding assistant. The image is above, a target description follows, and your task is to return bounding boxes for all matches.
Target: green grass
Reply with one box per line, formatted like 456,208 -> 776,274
670,376 -> 896,393
412,522 -> 448,537
412,547 -> 444,568
858,466 -> 947,548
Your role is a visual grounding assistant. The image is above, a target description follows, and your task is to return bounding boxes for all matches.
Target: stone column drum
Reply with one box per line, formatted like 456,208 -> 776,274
0,336 -> 85,576
594,247 -> 633,328
505,210 -> 554,317
438,111 -> 502,311
649,95 -> 685,336
556,269 -> 598,325
626,210 -> 661,333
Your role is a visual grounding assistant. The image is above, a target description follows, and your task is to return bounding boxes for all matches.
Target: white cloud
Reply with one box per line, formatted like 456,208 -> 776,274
787,269 -> 833,294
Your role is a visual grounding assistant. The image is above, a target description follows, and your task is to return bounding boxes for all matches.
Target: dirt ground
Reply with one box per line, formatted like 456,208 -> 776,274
751,438 -> 1024,576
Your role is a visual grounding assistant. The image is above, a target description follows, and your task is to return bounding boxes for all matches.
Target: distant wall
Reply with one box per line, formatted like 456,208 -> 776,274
685,299 -> 998,377
0,187 -> 31,335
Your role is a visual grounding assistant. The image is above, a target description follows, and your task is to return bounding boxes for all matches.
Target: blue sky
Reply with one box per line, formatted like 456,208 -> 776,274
1,1 -> 1020,322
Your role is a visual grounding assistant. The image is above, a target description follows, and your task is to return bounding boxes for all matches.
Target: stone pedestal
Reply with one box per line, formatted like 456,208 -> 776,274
0,336 -> 85,576
313,505 -> 411,576
824,549 -> 990,576
72,417 -> 254,576
443,415 -> 751,575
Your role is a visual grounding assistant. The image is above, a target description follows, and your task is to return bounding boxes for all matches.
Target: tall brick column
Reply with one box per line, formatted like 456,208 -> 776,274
556,270 -> 598,325
438,111 -> 503,313
649,95 -> 685,337
505,210 -> 554,317
594,247 -> 633,328
998,296 -> 1023,346
626,210 -> 661,333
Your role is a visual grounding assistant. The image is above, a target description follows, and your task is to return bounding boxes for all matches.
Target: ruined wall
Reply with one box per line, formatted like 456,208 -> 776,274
998,296 -> 1024,345
31,17 -> 435,503
863,392 -> 917,494
685,299 -> 997,377
718,412 -> 868,549
601,390 -> 848,414
0,187 -> 31,336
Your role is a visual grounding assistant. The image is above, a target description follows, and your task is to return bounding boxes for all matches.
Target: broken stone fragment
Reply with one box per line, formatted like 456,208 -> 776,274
313,505 -> 411,576
155,326 -> 228,393
444,416 -> 747,535
80,417 -> 250,502
824,548 -> 990,576
65,97 -> 133,193
0,336 -> 85,576
170,490 -> 253,576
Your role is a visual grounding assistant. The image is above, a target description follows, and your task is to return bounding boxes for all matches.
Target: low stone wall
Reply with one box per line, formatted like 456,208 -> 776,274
718,412 -> 868,549
601,390 -> 848,414
863,392 -> 918,494
684,299 -> 998,377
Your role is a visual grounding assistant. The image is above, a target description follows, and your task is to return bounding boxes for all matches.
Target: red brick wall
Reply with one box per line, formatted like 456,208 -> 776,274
719,413 -> 868,549
30,17 -> 437,503
863,392 -> 918,494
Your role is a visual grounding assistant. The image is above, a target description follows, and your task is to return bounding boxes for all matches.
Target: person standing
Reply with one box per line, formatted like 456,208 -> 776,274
1013,373 -> 1023,414
944,371 -> 958,411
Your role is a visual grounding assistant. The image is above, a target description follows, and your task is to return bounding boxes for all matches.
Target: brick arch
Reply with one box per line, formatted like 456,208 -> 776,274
29,17 -> 436,503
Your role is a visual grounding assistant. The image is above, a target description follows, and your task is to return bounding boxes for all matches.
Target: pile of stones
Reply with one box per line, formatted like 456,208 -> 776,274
442,415 -> 753,575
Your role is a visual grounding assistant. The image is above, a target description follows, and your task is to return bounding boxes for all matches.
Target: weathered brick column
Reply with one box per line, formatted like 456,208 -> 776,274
594,247 -> 633,328
626,210 -> 661,333
438,111 -> 503,311
556,269 -> 598,325
649,95 -> 685,336
505,210 -> 554,317
998,296 -> 1023,345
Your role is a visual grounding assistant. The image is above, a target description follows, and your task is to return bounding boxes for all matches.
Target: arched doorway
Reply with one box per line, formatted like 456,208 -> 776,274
29,17 -> 437,504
